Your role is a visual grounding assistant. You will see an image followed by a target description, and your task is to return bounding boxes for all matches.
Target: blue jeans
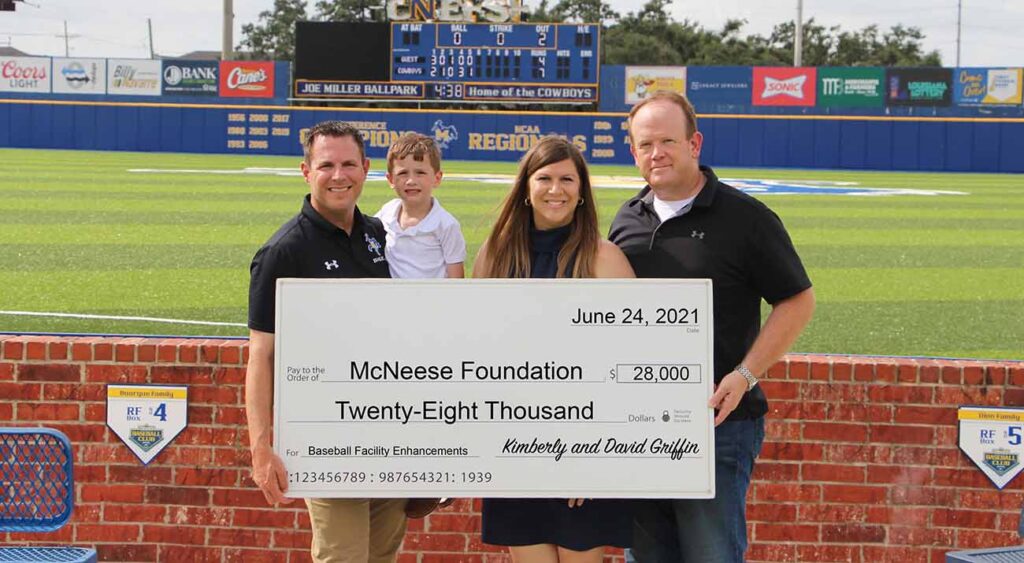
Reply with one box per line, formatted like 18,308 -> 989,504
627,417 -> 765,563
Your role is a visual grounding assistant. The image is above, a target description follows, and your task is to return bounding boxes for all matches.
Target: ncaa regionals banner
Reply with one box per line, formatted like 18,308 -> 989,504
954,68 -> 1023,106
752,67 -> 816,106
817,67 -> 883,107
685,66 -> 751,107
162,60 -> 218,96
52,58 -> 106,94
107,59 -> 161,96
0,56 -> 51,93
220,61 -> 275,98
625,66 -> 685,105
885,67 -> 952,106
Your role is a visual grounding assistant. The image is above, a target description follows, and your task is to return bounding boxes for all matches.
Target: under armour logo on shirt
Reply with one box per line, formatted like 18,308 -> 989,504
691,230 -> 705,239
325,260 -> 339,270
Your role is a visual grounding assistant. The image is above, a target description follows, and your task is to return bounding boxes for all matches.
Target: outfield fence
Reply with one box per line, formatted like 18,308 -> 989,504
1,334 -> 1022,562
3,99 -> 1024,172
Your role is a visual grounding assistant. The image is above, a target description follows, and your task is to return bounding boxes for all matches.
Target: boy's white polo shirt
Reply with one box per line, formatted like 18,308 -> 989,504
375,197 -> 466,279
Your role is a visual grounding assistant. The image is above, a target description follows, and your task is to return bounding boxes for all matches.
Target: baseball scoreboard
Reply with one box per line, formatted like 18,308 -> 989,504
294,21 -> 599,103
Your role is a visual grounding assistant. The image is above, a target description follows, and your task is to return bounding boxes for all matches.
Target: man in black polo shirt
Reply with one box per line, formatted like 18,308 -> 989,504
610,92 -> 815,562
245,121 -> 402,563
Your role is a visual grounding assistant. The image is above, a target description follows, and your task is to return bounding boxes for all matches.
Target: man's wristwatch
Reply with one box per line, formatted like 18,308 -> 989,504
736,365 -> 758,391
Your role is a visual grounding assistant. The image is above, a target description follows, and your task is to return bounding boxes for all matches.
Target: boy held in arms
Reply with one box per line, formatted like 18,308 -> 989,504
375,133 -> 466,279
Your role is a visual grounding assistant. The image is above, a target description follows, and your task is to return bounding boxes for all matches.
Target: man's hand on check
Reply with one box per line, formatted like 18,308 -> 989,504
251,444 -> 293,505
708,371 -> 748,426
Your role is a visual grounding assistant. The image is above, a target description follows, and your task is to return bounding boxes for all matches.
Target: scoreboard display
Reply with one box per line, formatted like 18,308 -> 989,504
294,21 -> 599,103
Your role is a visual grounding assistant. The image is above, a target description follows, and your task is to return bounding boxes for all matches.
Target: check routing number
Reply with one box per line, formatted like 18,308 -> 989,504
274,279 -> 715,499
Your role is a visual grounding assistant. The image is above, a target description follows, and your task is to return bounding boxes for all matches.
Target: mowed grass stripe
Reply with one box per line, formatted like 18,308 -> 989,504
797,245 -> 1024,268
0,269 -> 247,310
811,268 -> 1023,301
796,300 -> 1023,360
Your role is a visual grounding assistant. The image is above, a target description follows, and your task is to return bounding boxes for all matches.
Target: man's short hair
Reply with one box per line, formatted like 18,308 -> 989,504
302,121 -> 366,162
628,91 -> 699,142
386,132 -> 442,173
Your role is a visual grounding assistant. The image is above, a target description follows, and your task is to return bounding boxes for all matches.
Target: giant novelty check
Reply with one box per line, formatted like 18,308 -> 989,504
274,279 -> 715,498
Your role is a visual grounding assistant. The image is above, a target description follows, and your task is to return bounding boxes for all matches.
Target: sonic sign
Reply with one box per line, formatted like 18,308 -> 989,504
387,0 -> 523,22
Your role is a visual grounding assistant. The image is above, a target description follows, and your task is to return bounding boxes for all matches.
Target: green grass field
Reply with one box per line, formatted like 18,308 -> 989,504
0,148 -> 1021,360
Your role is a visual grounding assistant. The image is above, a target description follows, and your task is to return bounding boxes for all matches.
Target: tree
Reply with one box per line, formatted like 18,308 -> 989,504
550,0 -> 619,25
236,0 -> 309,61
314,0 -> 385,22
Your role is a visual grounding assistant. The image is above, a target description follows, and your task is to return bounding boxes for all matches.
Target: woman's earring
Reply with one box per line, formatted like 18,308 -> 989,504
577,198 -> 584,207
524,197 -> 532,207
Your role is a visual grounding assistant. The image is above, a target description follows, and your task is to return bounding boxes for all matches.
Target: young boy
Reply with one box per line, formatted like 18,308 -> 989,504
375,132 -> 466,278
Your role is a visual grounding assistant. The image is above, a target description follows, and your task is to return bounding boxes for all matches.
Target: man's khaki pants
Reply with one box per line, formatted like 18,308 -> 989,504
306,498 -> 408,563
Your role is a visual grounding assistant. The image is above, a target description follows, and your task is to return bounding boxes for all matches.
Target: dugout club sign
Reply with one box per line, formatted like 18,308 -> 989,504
752,67 -> 817,106
219,61 -> 274,98
0,56 -> 51,93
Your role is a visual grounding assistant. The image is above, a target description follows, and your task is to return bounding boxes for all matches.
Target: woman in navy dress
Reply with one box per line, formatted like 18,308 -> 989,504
473,136 -> 635,562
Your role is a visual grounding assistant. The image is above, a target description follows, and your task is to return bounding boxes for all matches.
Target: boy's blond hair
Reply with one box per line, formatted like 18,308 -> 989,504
386,132 -> 442,174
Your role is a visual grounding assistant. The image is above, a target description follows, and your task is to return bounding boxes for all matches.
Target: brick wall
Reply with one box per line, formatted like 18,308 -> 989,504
1,335 -> 1022,562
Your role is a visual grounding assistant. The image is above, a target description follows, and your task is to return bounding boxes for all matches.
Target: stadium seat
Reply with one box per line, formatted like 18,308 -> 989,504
0,428 -> 97,563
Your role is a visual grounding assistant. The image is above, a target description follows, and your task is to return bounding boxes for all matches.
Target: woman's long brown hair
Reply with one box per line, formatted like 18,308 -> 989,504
480,136 -> 600,278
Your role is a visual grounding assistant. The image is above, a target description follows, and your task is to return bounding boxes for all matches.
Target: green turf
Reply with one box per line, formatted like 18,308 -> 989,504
1,148 -> 1021,360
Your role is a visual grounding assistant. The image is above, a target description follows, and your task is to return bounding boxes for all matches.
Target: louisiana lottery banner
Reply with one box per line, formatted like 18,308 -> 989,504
954,68 -> 1023,106
107,59 -> 162,96
885,67 -> 952,106
52,58 -> 106,94
625,66 -> 685,105
220,61 -> 275,98
752,67 -> 816,106
959,406 -> 1024,489
0,56 -> 51,93
107,384 -> 188,465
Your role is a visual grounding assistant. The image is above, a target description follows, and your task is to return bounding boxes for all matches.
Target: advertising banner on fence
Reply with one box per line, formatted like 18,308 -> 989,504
220,61 -> 275,98
52,58 -> 106,94
625,66 -> 685,105
162,60 -> 218,96
954,68 -> 1023,106
885,68 -> 952,106
753,67 -> 816,106
817,67 -> 883,107
685,66 -> 750,107
0,56 -> 51,93
107,59 -> 161,96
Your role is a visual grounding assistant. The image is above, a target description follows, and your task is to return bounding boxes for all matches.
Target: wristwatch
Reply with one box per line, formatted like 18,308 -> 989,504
736,365 -> 758,391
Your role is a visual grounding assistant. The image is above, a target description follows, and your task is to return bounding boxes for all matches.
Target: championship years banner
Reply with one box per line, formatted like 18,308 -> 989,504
273,279 -> 716,499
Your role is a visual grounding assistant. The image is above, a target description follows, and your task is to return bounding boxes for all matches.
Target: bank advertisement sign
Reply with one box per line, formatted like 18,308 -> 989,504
0,56 -> 51,93
162,60 -> 218,96
817,67 -> 883,107
752,67 -> 816,106
107,59 -> 161,96
52,58 -> 106,94
220,61 -> 275,98
885,68 -> 952,106
625,66 -> 685,105
954,68 -> 1023,106
685,66 -> 751,107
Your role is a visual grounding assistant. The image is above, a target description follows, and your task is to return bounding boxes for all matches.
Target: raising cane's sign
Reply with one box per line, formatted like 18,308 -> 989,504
219,61 -> 274,98
0,56 -> 51,93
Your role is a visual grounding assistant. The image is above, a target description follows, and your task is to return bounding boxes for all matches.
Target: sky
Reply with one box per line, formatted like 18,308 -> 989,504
0,0 -> 1021,67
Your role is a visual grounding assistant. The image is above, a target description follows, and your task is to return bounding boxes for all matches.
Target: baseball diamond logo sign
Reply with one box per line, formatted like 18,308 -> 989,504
107,384 -> 188,465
